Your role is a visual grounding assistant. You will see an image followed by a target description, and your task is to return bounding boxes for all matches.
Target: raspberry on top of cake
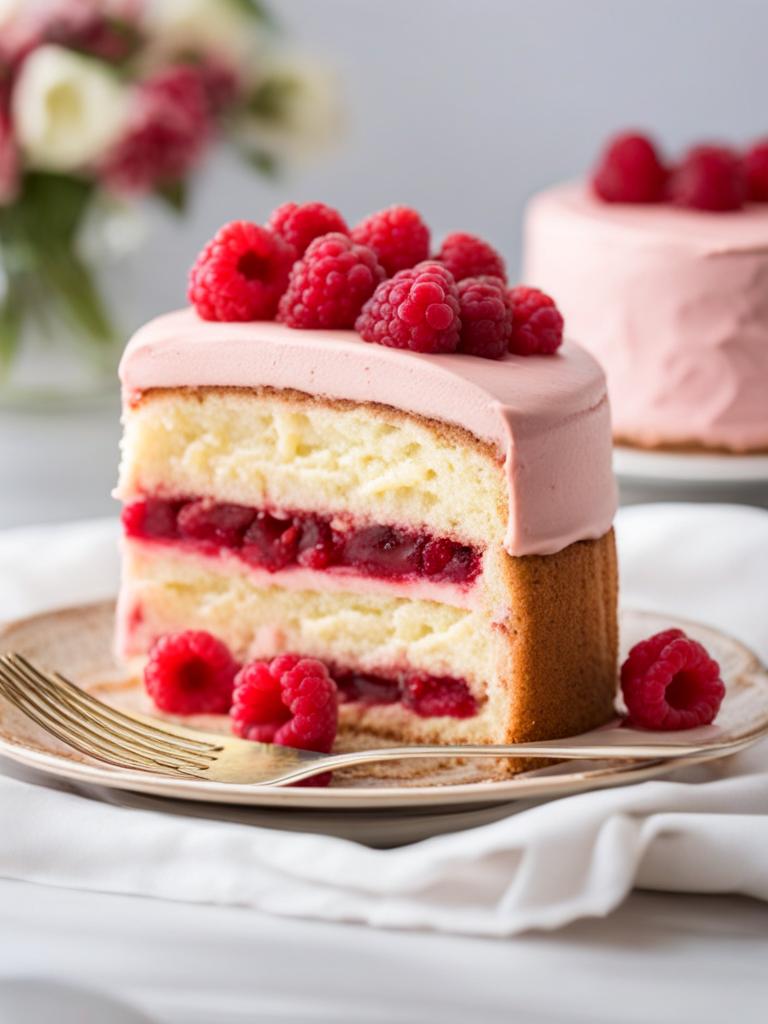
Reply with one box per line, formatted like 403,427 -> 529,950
524,132 -> 768,453
116,202 -> 619,761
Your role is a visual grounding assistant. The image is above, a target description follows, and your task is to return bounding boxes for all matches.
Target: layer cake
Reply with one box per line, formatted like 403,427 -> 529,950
116,308 -> 619,750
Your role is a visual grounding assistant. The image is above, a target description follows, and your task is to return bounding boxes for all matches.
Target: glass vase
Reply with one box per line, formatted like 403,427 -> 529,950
0,201 -> 145,412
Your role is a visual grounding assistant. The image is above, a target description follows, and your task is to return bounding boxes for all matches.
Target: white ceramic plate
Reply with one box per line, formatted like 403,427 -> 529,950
0,602 -> 766,816
613,445 -> 768,486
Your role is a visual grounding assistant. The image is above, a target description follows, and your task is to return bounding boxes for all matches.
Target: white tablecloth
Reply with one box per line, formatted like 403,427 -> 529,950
0,505 -> 767,1022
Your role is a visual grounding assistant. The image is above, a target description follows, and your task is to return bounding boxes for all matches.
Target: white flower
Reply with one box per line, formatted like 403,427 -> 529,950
11,45 -> 129,172
143,0 -> 263,73
0,0 -> 19,23
243,53 -> 342,164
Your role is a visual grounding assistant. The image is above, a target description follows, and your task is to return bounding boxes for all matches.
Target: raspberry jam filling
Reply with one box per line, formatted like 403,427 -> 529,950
335,668 -> 478,719
123,497 -> 481,586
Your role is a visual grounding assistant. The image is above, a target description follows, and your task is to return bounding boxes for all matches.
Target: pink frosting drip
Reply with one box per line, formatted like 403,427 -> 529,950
119,308 -> 617,556
524,183 -> 768,451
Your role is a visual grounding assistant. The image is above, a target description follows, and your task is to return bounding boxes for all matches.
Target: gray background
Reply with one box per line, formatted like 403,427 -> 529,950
2,0 -> 767,526
135,0 -> 768,320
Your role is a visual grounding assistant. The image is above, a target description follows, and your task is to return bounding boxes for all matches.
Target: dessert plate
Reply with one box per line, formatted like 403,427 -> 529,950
0,601 -> 766,815
614,445 -> 768,488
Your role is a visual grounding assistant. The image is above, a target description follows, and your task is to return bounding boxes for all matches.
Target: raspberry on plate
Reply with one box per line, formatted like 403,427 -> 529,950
591,132 -> 667,203
355,261 -> 461,353
744,138 -> 768,202
267,201 -> 348,257
188,220 -> 295,321
668,145 -> 747,211
436,232 -> 506,283
277,232 -> 385,328
144,630 -> 239,715
457,275 -> 512,359
351,205 -> 430,275
508,285 -> 564,355
230,654 -> 338,753
620,628 -> 725,731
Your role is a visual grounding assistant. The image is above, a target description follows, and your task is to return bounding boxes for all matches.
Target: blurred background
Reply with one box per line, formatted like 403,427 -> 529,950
1,0 -> 767,526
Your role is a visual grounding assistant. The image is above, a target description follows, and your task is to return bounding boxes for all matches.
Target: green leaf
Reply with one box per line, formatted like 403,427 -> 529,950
240,147 -> 279,178
155,179 -> 188,215
20,173 -> 93,246
0,287 -> 22,372
227,0 -> 277,28
36,242 -> 115,346
247,74 -> 301,122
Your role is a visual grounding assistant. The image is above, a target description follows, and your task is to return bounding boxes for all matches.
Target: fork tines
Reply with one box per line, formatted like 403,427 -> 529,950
0,652 -> 223,776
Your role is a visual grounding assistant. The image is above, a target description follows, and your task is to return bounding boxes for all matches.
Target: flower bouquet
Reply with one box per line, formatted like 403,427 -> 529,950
0,0 -> 338,400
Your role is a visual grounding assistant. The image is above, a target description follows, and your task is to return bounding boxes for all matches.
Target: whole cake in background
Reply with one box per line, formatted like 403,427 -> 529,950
115,201 -> 619,769
524,133 -> 768,453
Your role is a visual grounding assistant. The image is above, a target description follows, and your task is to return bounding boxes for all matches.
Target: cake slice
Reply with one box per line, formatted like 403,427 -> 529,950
116,309 -> 618,750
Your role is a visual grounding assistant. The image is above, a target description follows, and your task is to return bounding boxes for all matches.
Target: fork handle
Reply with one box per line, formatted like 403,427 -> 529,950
267,735 -> 750,785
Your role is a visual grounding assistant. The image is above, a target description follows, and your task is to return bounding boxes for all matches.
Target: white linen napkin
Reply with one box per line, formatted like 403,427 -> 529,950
0,503 -> 766,937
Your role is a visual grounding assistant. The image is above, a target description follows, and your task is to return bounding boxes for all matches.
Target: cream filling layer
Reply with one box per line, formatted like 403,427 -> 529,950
124,536 -> 481,610
118,542 -> 498,691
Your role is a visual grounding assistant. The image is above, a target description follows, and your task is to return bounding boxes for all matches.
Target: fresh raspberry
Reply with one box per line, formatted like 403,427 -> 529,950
591,132 -> 667,203
230,654 -> 338,752
189,221 -> 294,321
144,630 -> 239,715
355,261 -> 461,353
436,232 -> 506,283
744,139 -> 768,202
267,201 -> 348,257
277,232 -> 385,329
668,145 -> 747,211
620,629 -> 725,731
507,286 -> 564,355
457,276 -> 512,359
351,205 -> 430,275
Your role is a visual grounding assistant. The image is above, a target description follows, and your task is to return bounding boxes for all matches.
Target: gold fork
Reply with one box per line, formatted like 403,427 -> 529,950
0,652 -> 761,787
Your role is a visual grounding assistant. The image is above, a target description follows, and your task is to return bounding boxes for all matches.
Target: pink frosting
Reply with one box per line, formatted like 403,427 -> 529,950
119,307 -> 616,556
524,183 -> 768,451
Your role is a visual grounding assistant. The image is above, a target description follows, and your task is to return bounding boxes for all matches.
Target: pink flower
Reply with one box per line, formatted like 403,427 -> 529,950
196,59 -> 242,116
0,110 -> 20,206
100,65 -> 211,195
45,1 -> 144,65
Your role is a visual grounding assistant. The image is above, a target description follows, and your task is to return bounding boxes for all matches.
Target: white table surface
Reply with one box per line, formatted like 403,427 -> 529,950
1,871 -> 766,1024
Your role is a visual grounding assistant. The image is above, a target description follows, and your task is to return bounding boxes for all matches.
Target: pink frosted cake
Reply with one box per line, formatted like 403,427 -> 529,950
115,203 -> 619,759
524,133 -> 768,453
